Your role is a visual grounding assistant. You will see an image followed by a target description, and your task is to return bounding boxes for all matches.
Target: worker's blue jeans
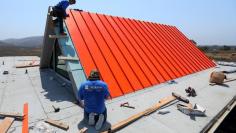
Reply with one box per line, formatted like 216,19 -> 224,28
83,108 -> 107,125
52,7 -> 65,33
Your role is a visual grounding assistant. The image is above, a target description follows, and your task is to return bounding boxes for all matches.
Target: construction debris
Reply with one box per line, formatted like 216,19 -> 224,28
185,87 -> 197,97
222,69 -> 236,74
177,103 -> 206,116
102,92 -> 189,133
167,80 -> 177,84
52,105 -> 60,113
15,64 -> 40,68
0,112 -> 24,120
32,121 -> 56,133
0,117 -> 15,133
49,34 -> 67,39
58,56 -> 78,61
45,119 -> 69,130
158,109 -> 170,115
2,71 -> 9,75
120,102 -> 135,109
79,127 -> 88,133
210,78 -> 236,86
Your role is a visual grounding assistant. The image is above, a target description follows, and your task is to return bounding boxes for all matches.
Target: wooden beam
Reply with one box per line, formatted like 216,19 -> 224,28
102,95 -> 177,133
210,78 -> 236,86
78,127 -> 88,133
58,56 -> 79,61
15,64 -> 40,68
0,112 -> 23,120
49,35 -> 67,39
22,103 -> 28,133
45,119 -> 69,130
0,117 -> 15,133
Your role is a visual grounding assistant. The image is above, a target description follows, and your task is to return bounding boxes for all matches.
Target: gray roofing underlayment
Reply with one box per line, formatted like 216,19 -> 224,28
0,56 -> 235,133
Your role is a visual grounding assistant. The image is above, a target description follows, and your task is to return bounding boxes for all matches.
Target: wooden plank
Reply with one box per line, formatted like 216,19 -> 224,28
49,35 -> 67,39
0,117 -> 15,133
58,56 -> 79,61
15,64 -> 40,68
45,119 -> 69,130
210,78 -> 236,86
22,103 -> 28,133
0,112 -> 23,119
78,127 -> 88,133
103,95 -> 176,133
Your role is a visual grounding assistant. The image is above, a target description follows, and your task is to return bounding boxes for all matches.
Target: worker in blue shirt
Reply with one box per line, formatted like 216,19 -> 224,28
50,0 -> 76,35
78,69 -> 110,130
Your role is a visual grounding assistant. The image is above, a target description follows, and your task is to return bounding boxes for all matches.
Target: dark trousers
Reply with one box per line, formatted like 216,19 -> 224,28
51,7 -> 65,33
84,108 -> 107,124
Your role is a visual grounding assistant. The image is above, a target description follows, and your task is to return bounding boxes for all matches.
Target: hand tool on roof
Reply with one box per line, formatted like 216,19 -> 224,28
25,69 -> 28,74
102,92 -> 189,133
52,105 -> 60,112
2,71 -> 9,75
120,102 -> 135,109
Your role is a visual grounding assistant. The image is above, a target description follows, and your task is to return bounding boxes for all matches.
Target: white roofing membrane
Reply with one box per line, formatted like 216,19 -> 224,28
0,56 -> 235,133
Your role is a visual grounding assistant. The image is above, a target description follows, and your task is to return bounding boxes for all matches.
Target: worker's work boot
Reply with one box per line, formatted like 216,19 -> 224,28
88,113 -> 96,125
95,114 -> 104,130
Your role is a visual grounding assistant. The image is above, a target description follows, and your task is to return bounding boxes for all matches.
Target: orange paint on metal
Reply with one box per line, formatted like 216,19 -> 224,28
167,26 -> 206,70
127,19 -> 171,82
135,21 -> 175,80
65,10 -> 215,98
90,13 -> 148,90
160,25 -> 198,73
148,22 -> 183,77
172,27 -> 215,68
22,103 -> 28,133
96,14 -> 153,88
141,22 -> 178,79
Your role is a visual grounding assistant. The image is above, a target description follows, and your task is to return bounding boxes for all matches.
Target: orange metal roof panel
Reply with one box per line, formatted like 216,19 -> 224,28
65,10 -> 216,98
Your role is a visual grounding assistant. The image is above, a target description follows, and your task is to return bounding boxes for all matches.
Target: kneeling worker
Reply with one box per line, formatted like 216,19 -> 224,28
78,69 -> 110,130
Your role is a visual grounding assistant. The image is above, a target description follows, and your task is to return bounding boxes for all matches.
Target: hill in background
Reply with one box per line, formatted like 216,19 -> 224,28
0,36 -> 43,57
0,36 -> 235,62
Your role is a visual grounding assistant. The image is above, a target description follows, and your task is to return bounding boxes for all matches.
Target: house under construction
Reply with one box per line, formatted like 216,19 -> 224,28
0,8 -> 235,133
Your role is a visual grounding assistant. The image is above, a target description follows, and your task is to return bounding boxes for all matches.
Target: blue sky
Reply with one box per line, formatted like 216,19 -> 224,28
0,0 -> 235,45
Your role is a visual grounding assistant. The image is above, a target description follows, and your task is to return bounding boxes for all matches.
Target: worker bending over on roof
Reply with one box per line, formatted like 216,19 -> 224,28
50,0 -> 76,35
78,69 -> 110,130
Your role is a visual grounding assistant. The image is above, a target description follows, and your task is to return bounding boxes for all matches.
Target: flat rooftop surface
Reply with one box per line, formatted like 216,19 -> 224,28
0,56 -> 235,133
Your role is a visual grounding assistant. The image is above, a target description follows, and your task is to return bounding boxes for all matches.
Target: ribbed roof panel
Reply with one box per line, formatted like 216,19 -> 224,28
65,10 -> 216,98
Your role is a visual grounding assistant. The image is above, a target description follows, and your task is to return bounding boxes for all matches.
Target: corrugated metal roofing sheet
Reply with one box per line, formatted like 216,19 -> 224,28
65,10 -> 216,98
